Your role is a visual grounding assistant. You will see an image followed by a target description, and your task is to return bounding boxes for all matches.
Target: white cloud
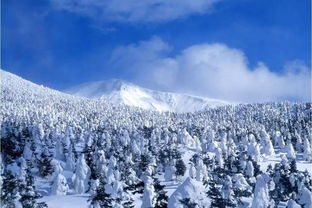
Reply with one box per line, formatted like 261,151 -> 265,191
49,0 -> 220,22
109,37 -> 311,102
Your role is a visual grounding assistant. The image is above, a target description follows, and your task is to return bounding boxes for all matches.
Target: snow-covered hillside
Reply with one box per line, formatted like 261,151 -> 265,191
1,69 -> 312,208
66,79 -> 230,113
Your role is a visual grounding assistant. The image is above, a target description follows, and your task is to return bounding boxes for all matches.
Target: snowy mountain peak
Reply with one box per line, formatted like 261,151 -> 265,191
0,70 -> 229,113
66,79 -> 231,113
66,79 -> 135,98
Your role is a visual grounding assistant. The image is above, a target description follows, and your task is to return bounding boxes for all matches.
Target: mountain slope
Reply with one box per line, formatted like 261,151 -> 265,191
66,79 -> 230,113
0,69 -> 228,113
0,69 -> 76,100
1,70 -> 311,208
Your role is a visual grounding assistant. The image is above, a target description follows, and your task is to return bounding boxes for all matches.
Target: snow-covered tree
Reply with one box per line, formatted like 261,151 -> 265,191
284,141 -> 296,160
51,172 -> 69,195
37,148 -> 54,177
286,193 -> 301,208
19,165 -> 47,208
251,173 -> 271,208
298,183 -> 312,208
303,137 -> 312,161
260,129 -> 275,157
1,170 -> 20,207
89,176 -> 113,208
65,144 -> 76,170
175,159 -> 186,180
153,177 -> 168,208
141,176 -> 155,208
72,154 -> 91,194
169,177 -> 210,208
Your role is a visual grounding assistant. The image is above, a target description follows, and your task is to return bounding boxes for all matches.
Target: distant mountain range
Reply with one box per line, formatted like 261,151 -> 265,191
66,79 -> 230,113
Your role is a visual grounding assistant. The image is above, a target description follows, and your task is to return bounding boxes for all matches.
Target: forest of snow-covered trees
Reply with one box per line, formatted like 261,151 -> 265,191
1,70 -> 312,208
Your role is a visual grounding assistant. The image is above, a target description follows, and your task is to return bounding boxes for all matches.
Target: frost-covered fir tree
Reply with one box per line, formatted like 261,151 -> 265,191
251,173 -> 271,208
51,159 -> 64,177
51,172 -> 69,195
196,158 -> 208,182
175,159 -> 186,180
248,134 -> 261,162
1,170 -> 20,207
232,173 -> 252,198
273,131 -> 284,149
153,177 -> 168,208
298,182 -> 312,208
19,165 -> 47,208
245,160 -> 255,178
260,128 -> 275,157
221,176 -> 237,207
141,176 -> 155,208
19,157 -> 28,180
89,176 -> 113,208
169,177 -> 210,208
303,137 -> 312,161
23,141 -> 33,161
286,193 -> 301,208
72,154 -> 91,194
65,145 -> 76,170
189,163 -> 196,179
88,178 -> 99,195
37,147 -> 54,177
284,140 -> 296,160
215,147 -> 224,167
54,138 -> 65,161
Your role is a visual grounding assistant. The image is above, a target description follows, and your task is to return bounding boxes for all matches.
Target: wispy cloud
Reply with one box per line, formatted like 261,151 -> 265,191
49,0 -> 220,22
109,37 -> 311,102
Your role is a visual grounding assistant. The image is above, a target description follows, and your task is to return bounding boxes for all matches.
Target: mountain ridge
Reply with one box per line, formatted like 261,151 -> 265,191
0,69 -> 230,113
66,79 -> 230,113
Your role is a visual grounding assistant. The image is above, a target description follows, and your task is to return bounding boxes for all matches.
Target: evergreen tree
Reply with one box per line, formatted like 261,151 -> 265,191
141,176 -> 155,208
125,180 -> 144,195
179,198 -> 197,208
1,170 -> 19,207
19,166 -> 48,208
37,148 -> 53,177
72,154 -> 91,194
289,160 -> 297,173
89,176 -> 113,208
139,153 -> 151,173
206,179 -> 230,208
303,137 -> 312,161
51,173 -> 69,195
251,173 -> 271,208
122,194 -> 135,208
175,159 -> 186,179
153,177 -> 168,208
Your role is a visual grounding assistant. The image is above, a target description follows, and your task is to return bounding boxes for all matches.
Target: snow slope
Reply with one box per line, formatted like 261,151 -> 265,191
66,79 -> 230,113
0,70 -> 229,113
0,69 -> 80,101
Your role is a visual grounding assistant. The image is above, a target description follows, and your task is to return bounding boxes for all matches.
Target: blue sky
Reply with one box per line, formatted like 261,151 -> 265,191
2,0 -> 311,102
